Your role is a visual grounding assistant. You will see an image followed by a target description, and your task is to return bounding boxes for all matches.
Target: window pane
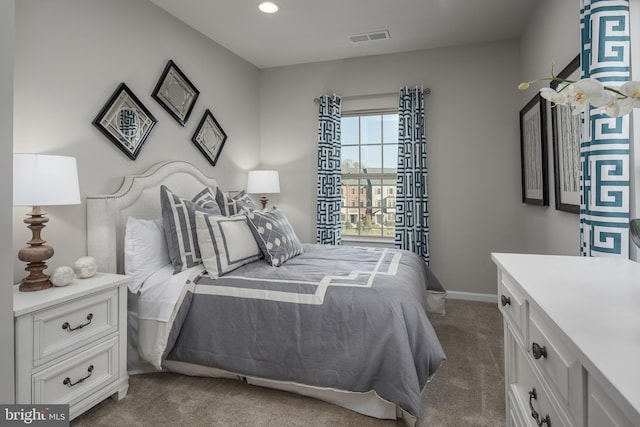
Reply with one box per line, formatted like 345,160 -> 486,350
341,117 -> 359,145
383,144 -> 398,173
382,179 -> 396,237
383,114 -> 398,144
341,146 -> 359,173
361,115 -> 381,144
360,145 -> 382,171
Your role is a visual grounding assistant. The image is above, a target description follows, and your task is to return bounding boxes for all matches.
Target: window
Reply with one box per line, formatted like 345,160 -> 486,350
341,112 -> 398,238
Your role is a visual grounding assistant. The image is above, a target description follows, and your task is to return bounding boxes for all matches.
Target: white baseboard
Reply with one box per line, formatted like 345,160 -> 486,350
446,291 -> 497,303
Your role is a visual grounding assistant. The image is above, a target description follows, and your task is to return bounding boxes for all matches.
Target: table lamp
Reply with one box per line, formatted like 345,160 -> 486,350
247,170 -> 280,209
13,154 -> 81,291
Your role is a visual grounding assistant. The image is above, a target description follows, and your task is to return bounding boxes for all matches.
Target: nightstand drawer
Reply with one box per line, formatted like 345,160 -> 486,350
33,336 -> 119,406
33,288 -> 118,366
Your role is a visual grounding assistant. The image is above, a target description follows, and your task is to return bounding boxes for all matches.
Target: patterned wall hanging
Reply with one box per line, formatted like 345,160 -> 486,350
316,94 -> 342,245
579,0 -> 631,257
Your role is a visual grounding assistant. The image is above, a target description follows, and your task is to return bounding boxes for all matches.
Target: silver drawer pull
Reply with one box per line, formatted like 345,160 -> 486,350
500,295 -> 511,306
528,388 -> 551,426
62,313 -> 93,332
532,342 -> 548,359
63,365 -> 94,387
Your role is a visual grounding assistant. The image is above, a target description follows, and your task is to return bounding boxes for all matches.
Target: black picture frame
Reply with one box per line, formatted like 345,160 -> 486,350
151,60 -> 199,126
92,83 -> 157,160
551,55 -> 581,214
520,93 -> 549,206
191,109 -> 227,166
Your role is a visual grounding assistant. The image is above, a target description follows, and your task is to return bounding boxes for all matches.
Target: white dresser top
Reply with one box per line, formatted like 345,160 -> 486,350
491,253 -> 640,425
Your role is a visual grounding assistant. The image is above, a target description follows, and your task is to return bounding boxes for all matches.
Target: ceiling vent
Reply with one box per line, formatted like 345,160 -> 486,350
349,30 -> 390,43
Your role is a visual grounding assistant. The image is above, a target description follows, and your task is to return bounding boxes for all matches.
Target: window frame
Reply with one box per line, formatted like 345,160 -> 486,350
340,108 -> 398,241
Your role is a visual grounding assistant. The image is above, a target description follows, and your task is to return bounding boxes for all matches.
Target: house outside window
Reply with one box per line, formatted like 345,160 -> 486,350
340,111 -> 398,239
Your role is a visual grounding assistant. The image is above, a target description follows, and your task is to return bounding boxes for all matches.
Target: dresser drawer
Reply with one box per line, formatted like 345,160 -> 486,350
33,288 -> 118,366
32,336 -> 119,406
510,343 -> 568,427
529,307 -> 584,425
498,271 -> 527,344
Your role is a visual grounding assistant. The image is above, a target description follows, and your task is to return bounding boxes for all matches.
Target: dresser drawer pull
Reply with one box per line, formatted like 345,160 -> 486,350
63,365 -> 94,387
528,388 -> 551,426
532,342 -> 547,360
62,313 -> 94,332
500,295 -> 511,306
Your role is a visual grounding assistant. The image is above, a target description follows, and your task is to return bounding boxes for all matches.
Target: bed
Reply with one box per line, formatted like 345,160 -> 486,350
86,160 -> 446,425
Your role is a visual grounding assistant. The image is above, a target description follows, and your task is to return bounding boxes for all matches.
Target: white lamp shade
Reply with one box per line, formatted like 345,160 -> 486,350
13,154 -> 81,206
247,170 -> 280,194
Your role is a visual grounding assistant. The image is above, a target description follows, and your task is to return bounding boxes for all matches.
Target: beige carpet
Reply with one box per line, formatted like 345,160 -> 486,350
71,299 -> 504,427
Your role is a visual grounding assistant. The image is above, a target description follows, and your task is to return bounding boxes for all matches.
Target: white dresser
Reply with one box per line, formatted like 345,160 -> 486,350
492,253 -> 640,427
14,273 -> 129,420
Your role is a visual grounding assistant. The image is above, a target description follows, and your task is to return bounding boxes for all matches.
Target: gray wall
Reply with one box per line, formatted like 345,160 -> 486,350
259,41 -> 526,297
12,0 -> 261,283
1,0 -> 15,405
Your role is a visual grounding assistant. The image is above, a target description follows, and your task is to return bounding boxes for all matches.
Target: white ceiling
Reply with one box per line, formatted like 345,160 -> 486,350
150,0 -> 537,69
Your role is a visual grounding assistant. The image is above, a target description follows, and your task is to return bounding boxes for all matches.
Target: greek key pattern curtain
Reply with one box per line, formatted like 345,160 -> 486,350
579,0 -> 630,257
395,86 -> 430,264
316,94 -> 342,245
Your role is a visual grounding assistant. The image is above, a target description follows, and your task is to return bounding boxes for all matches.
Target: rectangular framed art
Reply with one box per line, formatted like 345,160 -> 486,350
92,82 -> 157,160
152,60 -> 199,126
520,93 -> 548,206
191,109 -> 227,166
550,55 -> 581,213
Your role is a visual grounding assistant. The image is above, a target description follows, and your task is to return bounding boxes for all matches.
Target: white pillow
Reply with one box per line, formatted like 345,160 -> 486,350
195,212 -> 261,279
124,217 -> 170,293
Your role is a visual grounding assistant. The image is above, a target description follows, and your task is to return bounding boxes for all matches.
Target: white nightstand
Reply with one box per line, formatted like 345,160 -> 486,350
13,272 -> 130,420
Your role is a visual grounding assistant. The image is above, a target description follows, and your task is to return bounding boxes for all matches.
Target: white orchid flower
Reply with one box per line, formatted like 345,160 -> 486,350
564,79 -> 611,114
539,87 -> 568,105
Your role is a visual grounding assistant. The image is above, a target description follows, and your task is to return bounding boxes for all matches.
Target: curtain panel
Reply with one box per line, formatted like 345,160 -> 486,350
395,86 -> 430,264
579,0 -> 631,257
316,94 -> 342,245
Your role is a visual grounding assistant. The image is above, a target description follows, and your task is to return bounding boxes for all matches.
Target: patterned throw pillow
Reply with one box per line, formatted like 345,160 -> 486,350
215,188 -> 257,215
160,185 -> 222,273
245,208 -> 303,266
195,212 -> 261,279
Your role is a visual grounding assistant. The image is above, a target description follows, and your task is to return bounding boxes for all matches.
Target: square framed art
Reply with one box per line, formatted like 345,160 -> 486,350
152,60 -> 199,126
191,109 -> 227,166
92,83 -> 157,160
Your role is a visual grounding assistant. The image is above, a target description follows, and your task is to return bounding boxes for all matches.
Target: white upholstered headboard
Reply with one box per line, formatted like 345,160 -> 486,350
87,161 -> 219,274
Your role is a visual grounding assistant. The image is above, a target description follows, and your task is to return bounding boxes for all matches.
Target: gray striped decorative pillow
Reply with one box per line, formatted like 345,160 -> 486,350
160,185 -> 222,273
245,208 -> 303,266
215,188 -> 257,215
195,212 -> 261,279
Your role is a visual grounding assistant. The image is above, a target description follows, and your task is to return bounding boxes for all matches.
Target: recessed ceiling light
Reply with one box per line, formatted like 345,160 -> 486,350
259,2 -> 279,13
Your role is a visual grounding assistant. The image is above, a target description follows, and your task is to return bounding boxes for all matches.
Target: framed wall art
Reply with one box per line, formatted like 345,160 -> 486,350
520,93 -> 549,206
152,60 -> 199,126
551,55 -> 581,213
191,109 -> 227,166
92,82 -> 157,160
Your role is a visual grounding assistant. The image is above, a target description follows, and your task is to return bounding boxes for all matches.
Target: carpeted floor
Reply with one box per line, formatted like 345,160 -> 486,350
71,299 -> 504,427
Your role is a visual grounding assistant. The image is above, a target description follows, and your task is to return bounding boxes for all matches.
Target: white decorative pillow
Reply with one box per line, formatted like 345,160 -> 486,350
196,212 -> 262,279
160,185 -> 222,273
245,208 -> 303,267
124,217 -> 170,293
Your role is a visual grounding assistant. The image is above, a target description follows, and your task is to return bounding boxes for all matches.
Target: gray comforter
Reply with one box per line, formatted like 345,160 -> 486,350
164,244 -> 446,418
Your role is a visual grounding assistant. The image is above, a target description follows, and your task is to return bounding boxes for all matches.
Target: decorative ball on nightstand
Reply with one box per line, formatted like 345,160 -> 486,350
73,256 -> 98,279
51,266 -> 75,286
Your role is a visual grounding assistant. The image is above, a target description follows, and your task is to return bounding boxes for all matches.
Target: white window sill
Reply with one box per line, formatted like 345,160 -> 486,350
341,237 -> 395,248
